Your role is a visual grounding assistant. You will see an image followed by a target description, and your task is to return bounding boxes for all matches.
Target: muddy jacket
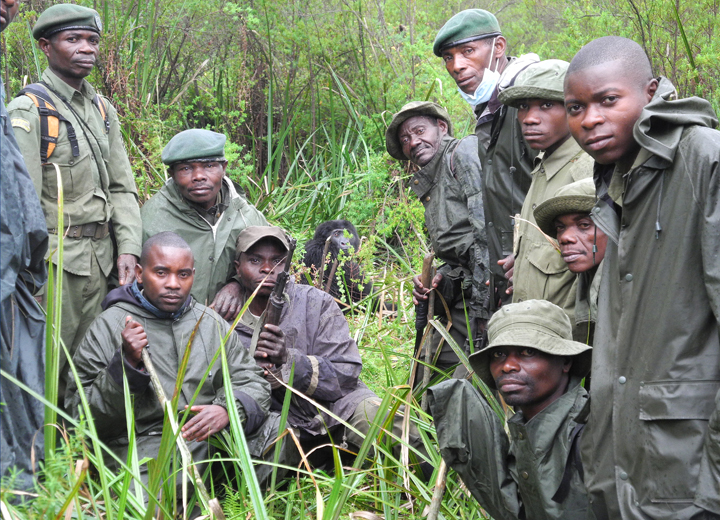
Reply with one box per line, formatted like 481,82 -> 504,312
512,138 -> 593,327
141,176 -> 267,305
429,377 -> 588,520
581,78 -> 720,520
66,285 -> 270,466
410,134 -> 489,319
8,68 -> 141,276
234,280 -> 376,437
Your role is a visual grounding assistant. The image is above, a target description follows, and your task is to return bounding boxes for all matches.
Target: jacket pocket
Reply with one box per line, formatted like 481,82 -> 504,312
526,241 -> 568,275
639,381 -> 720,420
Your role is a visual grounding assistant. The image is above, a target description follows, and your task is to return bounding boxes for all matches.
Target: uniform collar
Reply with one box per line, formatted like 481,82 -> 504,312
42,67 -> 96,102
533,137 -> 584,181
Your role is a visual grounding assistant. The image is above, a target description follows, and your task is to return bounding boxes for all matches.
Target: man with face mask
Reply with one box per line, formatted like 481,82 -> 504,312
435,10 -> 539,311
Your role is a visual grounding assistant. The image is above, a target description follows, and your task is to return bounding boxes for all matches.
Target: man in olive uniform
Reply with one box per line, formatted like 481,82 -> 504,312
385,101 -> 488,385
429,300 -> 591,520
8,4 -> 142,405
434,9 -> 538,309
141,129 -> 267,321
496,60 -> 593,325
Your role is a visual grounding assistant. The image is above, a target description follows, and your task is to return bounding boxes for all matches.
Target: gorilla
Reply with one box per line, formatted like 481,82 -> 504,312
302,220 -> 373,311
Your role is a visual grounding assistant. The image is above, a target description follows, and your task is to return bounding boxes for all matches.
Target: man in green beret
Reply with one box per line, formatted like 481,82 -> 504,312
429,299 -> 590,520
8,3 -> 142,407
434,9 -> 538,310
385,101 -> 488,387
141,129 -> 267,320
496,59 -> 593,334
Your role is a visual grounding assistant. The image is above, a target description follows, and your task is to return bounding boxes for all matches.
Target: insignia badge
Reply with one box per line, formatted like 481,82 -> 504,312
11,118 -> 31,133
94,14 -> 103,32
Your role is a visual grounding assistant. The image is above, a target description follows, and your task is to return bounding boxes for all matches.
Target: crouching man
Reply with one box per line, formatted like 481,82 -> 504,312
429,299 -> 591,520
66,232 -> 270,490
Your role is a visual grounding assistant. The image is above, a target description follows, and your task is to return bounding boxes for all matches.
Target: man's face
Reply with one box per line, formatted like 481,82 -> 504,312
564,60 -> 658,167
0,0 -> 19,32
517,98 -> 570,152
554,213 -> 608,273
170,160 -> 227,210
136,246 -> 195,313
489,346 -> 571,420
398,116 -> 448,167
234,240 -> 288,297
442,37 -> 505,94
38,30 -> 100,82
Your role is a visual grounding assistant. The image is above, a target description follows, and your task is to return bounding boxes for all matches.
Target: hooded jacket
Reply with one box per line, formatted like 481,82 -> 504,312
581,78 -> 720,520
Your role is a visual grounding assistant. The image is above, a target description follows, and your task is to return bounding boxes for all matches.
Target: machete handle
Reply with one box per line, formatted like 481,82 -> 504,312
415,252 -> 435,330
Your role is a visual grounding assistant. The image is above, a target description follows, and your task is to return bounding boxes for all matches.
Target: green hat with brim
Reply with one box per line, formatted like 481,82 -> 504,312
162,129 -> 227,166
385,101 -> 454,161
498,59 -> 569,108
235,226 -> 291,259
468,299 -> 592,389
433,9 -> 501,57
33,4 -> 102,40
534,178 -> 597,237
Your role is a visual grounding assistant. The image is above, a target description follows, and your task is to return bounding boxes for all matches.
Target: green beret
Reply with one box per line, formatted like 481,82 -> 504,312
33,4 -> 102,40
533,178 -> 597,236
498,59 -> 569,108
433,9 -> 501,57
468,300 -> 592,389
162,129 -> 227,166
385,101 -> 454,161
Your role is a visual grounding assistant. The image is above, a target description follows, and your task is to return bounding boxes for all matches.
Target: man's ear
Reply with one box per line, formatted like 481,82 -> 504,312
37,37 -> 52,58
437,118 -> 449,137
563,357 -> 573,374
494,36 -> 507,60
134,263 -> 143,284
220,161 -> 228,175
167,166 -> 175,179
645,77 -> 659,103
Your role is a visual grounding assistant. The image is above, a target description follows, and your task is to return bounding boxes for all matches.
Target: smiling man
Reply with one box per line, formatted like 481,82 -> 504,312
564,36 -> 720,520
8,4 -> 142,407
496,60 -> 592,330
141,129 -> 267,322
429,300 -> 591,519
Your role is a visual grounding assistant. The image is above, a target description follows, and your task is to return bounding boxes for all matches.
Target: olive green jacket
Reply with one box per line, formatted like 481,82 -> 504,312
410,135 -> 489,319
8,68 -> 142,276
141,177 -> 267,305
581,78 -> 720,520
573,264 -> 601,345
512,138 -> 593,327
429,377 -> 588,520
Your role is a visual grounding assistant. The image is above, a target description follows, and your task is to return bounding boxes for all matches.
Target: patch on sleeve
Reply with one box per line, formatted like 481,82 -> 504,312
11,118 -> 31,133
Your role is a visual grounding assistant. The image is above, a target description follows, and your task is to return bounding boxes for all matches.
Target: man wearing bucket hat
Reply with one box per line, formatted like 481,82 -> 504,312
8,3 -> 142,407
534,178 -> 607,343
386,101 -> 489,386
496,60 -> 593,329
141,128 -> 267,321
429,299 -> 590,519
434,9 -> 539,310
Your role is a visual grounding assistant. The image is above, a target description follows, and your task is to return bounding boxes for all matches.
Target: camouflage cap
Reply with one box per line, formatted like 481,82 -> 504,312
235,226 -> 291,260
433,9 -> 501,57
162,129 -> 227,166
468,299 -> 592,389
385,101 -> 454,161
534,178 -> 597,236
498,59 -> 569,107
33,4 -> 103,40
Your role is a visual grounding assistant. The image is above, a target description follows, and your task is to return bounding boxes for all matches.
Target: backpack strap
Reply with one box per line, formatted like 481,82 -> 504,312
92,95 -> 110,134
17,83 -> 80,162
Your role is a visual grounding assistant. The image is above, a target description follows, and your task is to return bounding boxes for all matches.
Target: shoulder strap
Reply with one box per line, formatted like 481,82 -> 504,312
17,83 -> 80,162
92,95 -> 110,134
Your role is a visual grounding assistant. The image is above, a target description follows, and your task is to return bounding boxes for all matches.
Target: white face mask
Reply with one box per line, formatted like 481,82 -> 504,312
458,37 -> 500,106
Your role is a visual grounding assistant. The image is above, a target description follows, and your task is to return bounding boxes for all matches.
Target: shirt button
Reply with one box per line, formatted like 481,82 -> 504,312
227,217 -> 231,221
532,203 -> 537,209
620,471 -> 628,480
488,222 -> 494,227
518,432 -> 524,440
521,471 -> 529,480
625,273 -> 633,282
619,376 -> 627,384
488,159 -> 493,165
414,180 -> 419,185
209,256 -> 214,262
69,159 -> 75,165
425,196 -> 430,202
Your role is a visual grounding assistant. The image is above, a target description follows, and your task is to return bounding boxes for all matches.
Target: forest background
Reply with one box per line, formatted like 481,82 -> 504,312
1,0 -> 719,517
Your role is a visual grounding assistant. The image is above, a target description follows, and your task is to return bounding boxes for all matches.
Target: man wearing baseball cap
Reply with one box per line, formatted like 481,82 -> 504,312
141,128 -> 267,322
429,299 -> 590,519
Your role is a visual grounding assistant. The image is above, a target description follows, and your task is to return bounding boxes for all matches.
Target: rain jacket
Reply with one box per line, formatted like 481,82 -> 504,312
429,377 -> 588,520
512,138 -> 593,326
581,78 -> 720,520
234,280 -> 376,437
141,176 -> 267,305
573,265 -> 601,345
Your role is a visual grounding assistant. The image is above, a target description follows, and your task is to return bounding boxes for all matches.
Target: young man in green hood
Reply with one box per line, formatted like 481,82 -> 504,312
564,36 -> 720,520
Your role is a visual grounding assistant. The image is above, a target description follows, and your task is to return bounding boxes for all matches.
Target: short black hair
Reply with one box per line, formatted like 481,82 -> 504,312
140,232 -> 193,266
567,36 -> 653,87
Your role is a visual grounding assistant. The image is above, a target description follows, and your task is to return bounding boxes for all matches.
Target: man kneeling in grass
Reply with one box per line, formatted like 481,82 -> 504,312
429,299 -> 591,520
67,232 -> 270,499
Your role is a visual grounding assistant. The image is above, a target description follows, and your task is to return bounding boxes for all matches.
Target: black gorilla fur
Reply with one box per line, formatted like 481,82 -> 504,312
302,220 -> 373,310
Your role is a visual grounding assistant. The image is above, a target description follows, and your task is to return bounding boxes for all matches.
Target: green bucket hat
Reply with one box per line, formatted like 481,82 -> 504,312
498,59 -> 569,108
162,129 -> 227,166
468,299 -> 592,389
433,9 -> 501,57
385,101 -> 454,161
533,178 -> 597,237
235,226 -> 291,260
33,4 -> 103,40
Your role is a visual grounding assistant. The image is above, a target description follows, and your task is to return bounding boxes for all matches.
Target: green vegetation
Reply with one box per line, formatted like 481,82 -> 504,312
1,0 -> 718,516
